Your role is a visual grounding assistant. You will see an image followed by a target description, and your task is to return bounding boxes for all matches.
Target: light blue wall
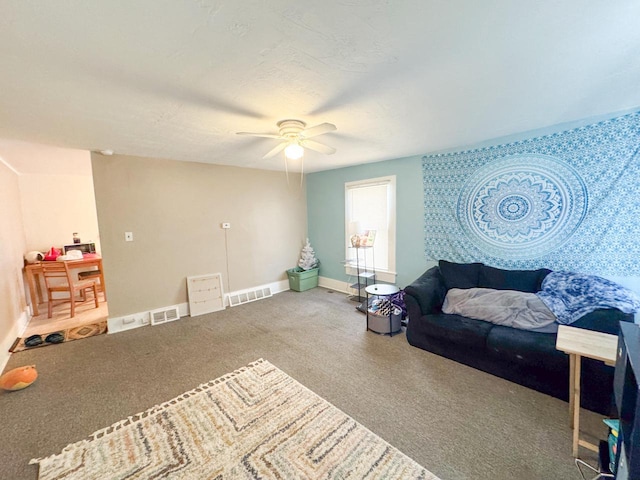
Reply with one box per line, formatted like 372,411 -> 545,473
307,155 -> 433,288
306,107 -> 640,290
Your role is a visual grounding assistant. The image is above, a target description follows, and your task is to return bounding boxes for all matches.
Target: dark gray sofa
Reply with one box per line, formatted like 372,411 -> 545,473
404,260 -> 634,414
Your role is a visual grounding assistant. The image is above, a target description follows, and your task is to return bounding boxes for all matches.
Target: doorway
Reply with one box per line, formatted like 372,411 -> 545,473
1,140 -> 109,351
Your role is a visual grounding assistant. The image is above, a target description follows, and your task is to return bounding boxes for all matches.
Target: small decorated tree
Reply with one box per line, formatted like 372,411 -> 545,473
298,238 -> 319,271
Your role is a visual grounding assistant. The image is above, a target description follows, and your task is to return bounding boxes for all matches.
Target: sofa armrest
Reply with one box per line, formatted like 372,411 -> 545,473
404,266 -> 447,317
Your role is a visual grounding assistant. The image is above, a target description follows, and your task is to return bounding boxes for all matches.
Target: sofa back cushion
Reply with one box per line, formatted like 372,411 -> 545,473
479,265 -> 551,293
438,260 -> 482,290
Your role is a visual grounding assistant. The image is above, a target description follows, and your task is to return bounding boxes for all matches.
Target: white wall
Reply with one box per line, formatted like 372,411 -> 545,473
0,160 -> 28,372
19,171 -> 101,253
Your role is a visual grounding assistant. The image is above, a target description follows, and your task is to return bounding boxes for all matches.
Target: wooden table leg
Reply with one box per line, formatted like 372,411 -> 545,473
98,260 -> 107,301
98,271 -> 107,301
569,354 -> 575,428
572,354 -> 582,457
35,272 -> 43,304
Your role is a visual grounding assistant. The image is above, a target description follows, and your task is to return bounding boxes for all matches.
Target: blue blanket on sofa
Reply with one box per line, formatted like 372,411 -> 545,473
536,271 -> 640,325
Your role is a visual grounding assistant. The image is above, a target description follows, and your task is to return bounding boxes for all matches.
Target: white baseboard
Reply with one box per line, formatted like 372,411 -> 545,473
107,313 -> 149,334
318,276 -> 350,294
177,302 -> 189,317
107,280 -> 290,334
1,308 -> 30,373
17,309 -> 30,337
267,279 -> 291,295
108,302 -> 189,334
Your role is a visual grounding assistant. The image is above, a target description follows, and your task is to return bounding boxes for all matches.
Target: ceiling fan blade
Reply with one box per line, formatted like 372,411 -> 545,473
236,132 -> 281,139
300,122 -> 337,138
263,141 -> 288,159
300,139 -> 336,155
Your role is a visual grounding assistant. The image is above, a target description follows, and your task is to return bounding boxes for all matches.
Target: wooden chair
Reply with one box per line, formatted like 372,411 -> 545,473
77,269 -> 104,298
41,261 -> 99,318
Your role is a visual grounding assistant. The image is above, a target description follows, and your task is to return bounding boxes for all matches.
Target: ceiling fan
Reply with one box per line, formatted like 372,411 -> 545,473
237,119 -> 337,160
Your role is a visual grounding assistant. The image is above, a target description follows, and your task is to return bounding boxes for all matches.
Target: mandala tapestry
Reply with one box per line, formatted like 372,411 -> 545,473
423,111 -> 640,275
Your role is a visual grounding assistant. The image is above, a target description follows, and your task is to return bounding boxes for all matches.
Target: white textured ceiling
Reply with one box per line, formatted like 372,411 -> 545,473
0,1 -> 639,173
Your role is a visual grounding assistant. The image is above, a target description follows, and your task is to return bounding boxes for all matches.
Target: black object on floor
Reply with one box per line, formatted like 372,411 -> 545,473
24,332 -> 65,348
45,332 -> 65,344
24,335 -> 43,347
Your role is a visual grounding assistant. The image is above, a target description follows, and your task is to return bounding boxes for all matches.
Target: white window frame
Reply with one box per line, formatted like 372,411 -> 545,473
344,175 -> 397,283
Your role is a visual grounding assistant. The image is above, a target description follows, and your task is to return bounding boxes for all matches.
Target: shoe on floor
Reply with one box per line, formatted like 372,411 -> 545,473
24,335 -> 43,347
45,332 -> 65,344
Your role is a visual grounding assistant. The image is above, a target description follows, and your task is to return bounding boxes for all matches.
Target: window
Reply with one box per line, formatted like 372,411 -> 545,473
345,175 -> 396,282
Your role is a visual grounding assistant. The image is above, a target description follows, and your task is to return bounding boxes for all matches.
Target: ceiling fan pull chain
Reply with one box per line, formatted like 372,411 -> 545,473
285,156 -> 290,187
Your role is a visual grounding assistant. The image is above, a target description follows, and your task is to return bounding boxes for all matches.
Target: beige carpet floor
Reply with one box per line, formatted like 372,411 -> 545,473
0,287 -> 605,479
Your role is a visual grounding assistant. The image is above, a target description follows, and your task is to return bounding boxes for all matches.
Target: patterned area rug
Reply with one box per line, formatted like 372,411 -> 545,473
30,359 -> 437,480
10,320 -> 108,353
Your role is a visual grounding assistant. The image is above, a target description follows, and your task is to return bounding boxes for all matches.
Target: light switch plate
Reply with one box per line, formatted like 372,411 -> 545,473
125,231 -> 133,241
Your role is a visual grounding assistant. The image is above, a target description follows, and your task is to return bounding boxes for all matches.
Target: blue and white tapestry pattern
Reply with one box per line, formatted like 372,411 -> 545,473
457,154 -> 587,259
422,112 -> 640,274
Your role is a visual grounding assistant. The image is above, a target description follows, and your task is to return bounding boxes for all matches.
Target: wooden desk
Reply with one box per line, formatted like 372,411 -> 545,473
25,256 -> 106,316
556,325 -> 618,457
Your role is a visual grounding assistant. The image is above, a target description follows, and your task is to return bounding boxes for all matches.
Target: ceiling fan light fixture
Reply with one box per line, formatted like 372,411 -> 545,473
237,119 -> 336,162
284,142 -> 304,160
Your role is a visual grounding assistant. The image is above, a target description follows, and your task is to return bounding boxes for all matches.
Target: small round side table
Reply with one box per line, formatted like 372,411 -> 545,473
365,284 -> 401,336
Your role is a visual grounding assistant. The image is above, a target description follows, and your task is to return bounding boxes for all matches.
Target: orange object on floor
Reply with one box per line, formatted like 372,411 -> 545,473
0,365 -> 38,391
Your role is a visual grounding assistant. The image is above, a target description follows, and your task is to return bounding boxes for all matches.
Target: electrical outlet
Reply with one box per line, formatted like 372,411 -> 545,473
221,223 -> 231,229
125,231 -> 134,242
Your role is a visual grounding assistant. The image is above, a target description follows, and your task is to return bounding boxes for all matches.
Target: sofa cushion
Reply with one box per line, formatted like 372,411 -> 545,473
438,260 -> 482,290
486,324 -> 566,370
478,265 -> 551,293
415,313 -> 493,349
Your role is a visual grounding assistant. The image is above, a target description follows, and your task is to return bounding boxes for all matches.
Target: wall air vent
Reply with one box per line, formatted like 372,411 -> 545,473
149,305 -> 180,326
227,287 -> 272,307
